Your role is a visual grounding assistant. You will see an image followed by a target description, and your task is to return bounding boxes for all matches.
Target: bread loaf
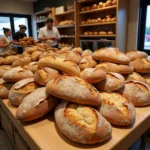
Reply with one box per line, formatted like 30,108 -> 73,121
12,57 -> 31,67
0,65 -> 12,78
3,66 -> 33,82
0,57 -> 4,65
93,47 -> 130,65
26,62 -> 38,73
95,72 -> 125,91
130,58 -> 150,73
31,51 -> 42,61
34,67 -> 60,86
79,56 -> 97,71
81,49 -> 93,57
3,55 -> 20,65
142,74 -> 150,86
95,62 -> 134,74
0,78 -> 14,99
126,50 -> 148,61
71,47 -> 82,55
60,47 -> 70,53
118,81 -> 150,106
39,50 -> 58,59
16,87 -> 59,122
99,92 -> 135,126
38,56 -> 80,77
125,72 -> 146,83
80,68 -> 106,84
46,75 -> 101,106
55,101 -> 112,144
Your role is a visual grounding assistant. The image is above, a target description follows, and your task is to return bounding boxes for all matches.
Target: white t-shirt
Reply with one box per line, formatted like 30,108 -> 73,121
38,26 -> 61,46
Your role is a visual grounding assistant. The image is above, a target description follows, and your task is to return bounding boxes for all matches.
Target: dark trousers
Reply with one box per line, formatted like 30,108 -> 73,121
17,47 -> 23,54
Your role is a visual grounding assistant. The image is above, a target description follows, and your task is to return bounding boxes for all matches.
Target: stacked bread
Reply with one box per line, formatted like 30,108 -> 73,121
84,30 -> 114,36
59,20 -> 75,26
81,0 -> 117,12
18,37 -> 38,46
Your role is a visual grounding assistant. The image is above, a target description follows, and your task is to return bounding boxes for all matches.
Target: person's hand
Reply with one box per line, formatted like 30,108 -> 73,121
47,37 -> 52,40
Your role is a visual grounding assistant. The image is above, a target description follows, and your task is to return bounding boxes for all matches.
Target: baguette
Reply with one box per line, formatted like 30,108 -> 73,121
0,65 -> 12,78
31,51 -> 42,61
46,75 -> 101,106
12,57 -> 31,67
3,55 -> 20,65
26,62 -> 38,73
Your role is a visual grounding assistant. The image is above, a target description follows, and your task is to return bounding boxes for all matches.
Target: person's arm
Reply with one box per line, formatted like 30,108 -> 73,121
38,29 -> 52,42
13,33 -> 18,41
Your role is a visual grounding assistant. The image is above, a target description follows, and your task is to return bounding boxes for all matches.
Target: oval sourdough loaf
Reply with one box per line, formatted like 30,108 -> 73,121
142,74 -> 150,86
0,65 -> 12,78
3,55 -> 21,65
99,92 -> 136,126
46,75 -> 101,106
71,47 -> 82,55
55,101 -> 112,144
26,62 -> 38,73
81,49 -> 93,57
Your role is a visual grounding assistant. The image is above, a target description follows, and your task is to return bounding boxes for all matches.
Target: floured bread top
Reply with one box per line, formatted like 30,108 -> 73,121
5,66 -> 23,75
65,103 -> 98,133
96,63 -> 108,69
38,69 -> 47,80
107,72 -> 125,82
101,92 -> 128,115
0,65 -> 12,70
28,62 -> 38,66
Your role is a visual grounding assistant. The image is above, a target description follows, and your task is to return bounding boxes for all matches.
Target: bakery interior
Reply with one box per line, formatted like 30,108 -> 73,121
0,0 -> 150,150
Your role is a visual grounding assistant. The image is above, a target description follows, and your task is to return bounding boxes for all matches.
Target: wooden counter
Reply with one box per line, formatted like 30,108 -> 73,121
1,99 -> 150,150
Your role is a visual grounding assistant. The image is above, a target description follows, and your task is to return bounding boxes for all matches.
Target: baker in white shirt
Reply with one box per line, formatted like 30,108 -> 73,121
38,18 -> 61,48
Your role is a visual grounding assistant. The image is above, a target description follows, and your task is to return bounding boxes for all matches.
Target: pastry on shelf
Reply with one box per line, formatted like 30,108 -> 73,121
112,0 -> 117,5
91,19 -> 97,24
108,31 -> 114,35
84,31 -> 89,35
81,7 -> 86,12
85,6 -> 91,11
102,18 -> 106,23
98,2 -> 104,8
92,4 -> 98,10
111,17 -> 116,22
105,0 -> 112,7
99,31 -> 107,35
94,31 -> 99,35
81,21 -> 86,25
106,18 -> 112,22
87,18 -> 92,24
97,18 -> 102,23
89,31 -> 93,35
106,15 -> 112,19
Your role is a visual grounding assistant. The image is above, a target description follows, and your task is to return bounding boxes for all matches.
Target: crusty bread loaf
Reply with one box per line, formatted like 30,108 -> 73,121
95,62 -> 134,74
39,50 -> 59,59
9,78 -> 39,106
3,55 -> 21,65
0,65 -> 12,78
38,56 -> 80,77
3,66 -> 33,82
26,62 -> 38,73
12,57 -> 31,67
31,51 -> 42,61
34,67 -> 60,86
93,47 -> 130,65
142,74 -> 150,86
125,72 -> 146,83
79,56 -> 97,71
99,92 -> 135,126
60,47 -> 70,53
126,50 -> 148,61
0,78 -> 14,99
46,75 -> 101,106
81,49 -> 93,57
80,68 -> 106,84
130,58 -> 150,73
95,72 -> 125,91
55,101 -> 112,144
16,87 -> 59,122
118,80 -> 150,106
71,47 -> 82,55
0,57 -> 4,65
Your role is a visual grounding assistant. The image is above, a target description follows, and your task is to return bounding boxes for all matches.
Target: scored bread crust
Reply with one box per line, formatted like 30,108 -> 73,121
9,78 -> 39,106
54,101 -> 112,144
12,57 -> 31,67
16,87 -> 59,122
3,55 -> 21,65
99,92 -> 136,126
46,75 -> 101,106
95,62 -> 134,74
26,62 -> 38,73
95,72 -> 125,91
31,51 -> 42,61
126,50 -> 148,61
0,65 -> 12,78
142,74 -> 150,86
92,47 -> 130,65
2,66 -> 33,82
118,80 -> 150,106
34,67 -> 60,86
0,57 -> 4,65
81,50 -> 93,57
38,56 -> 80,77
130,58 -> 150,73
80,68 -> 106,84
71,47 -> 82,55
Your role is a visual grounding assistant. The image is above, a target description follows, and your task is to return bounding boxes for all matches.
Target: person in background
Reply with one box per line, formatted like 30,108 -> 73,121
0,28 -> 13,54
13,25 -> 27,54
38,18 -> 61,48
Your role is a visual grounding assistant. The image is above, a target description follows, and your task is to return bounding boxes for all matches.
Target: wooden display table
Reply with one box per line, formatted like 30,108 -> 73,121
0,99 -> 150,150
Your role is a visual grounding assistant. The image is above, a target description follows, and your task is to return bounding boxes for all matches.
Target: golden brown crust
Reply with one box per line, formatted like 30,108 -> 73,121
0,57 -> 4,65
0,65 -> 12,78
26,62 -> 38,73
142,74 -> 150,86
31,51 -> 42,61
3,55 -> 20,65
81,50 -> 93,57
12,57 -> 31,67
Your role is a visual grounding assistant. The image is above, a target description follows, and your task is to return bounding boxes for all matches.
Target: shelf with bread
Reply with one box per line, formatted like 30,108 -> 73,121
56,24 -> 75,28
60,35 -> 75,38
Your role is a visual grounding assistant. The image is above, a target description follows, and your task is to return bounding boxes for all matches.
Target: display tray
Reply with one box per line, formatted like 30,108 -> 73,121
1,99 -> 150,150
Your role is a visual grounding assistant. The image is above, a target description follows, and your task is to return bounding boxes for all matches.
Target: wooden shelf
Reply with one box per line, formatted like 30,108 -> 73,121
36,20 -> 47,23
56,24 -> 75,28
78,0 -> 99,4
61,36 -> 75,38
79,22 -> 116,27
55,10 -> 74,16
80,35 -> 116,37
79,6 -> 117,15
35,8 -> 52,15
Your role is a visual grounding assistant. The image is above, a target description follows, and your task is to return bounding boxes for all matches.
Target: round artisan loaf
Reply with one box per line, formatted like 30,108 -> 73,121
16,87 -> 59,122
118,80 -> 150,106
95,72 -> 125,91
55,101 -> 112,144
34,67 -> 60,86
71,47 -> 82,55
124,72 -> 146,83
9,78 -> 39,106
3,55 -> 21,65
0,57 -> 4,65
93,47 -> 130,65
142,74 -> 150,86
31,51 -> 42,61
130,58 -> 150,73
46,75 -> 101,106
81,49 -> 93,57
79,56 -> 97,71
99,92 -> 136,126
2,66 -> 33,82
126,50 -> 148,61
95,62 -> 134,74
80,68 -> 106,84
0,65 -> 12,78
0,78 -> 14,99
38,56 -> 80,77
12,56 -> 31,67
26,62 -> 38,73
